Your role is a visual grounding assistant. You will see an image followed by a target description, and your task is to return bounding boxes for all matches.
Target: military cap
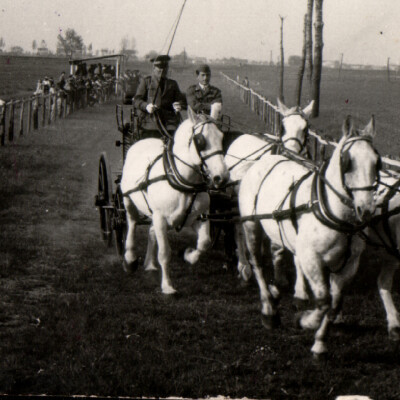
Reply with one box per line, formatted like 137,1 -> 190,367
196,64 -> 211,75
150,55 -> 171,68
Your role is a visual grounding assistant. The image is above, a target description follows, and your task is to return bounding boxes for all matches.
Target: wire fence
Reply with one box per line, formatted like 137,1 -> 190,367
221,72 -> 400,172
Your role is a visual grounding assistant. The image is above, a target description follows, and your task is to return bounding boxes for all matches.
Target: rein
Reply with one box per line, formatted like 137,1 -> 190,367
123,117 -> 225,196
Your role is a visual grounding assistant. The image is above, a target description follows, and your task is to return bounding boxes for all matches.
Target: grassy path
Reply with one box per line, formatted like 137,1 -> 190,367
1,94 -> 399,399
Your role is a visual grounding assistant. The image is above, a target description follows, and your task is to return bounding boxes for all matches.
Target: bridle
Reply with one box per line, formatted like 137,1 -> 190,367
339,136 -> 381,200
189,116 -> 225,177
280,110 -> 309,154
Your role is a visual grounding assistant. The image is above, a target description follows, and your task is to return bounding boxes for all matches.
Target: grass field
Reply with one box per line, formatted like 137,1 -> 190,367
1,56 -> 400,399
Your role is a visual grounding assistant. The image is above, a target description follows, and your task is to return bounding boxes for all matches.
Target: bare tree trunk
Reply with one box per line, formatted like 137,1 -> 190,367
306,0 -> 314,87
295,14 -> 307,105
311,0 -> 323,118
279,16 -> 285,102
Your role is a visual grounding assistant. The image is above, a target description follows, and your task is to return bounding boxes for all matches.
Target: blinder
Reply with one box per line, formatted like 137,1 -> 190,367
193,131 -> 207,152
340,137 -> 381,197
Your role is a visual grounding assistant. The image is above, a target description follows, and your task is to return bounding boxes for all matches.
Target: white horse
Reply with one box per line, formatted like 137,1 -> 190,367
238,116 -> 380,357
224,99 -> 314,280
293,167 -> 400,342
121,105 -> 229,295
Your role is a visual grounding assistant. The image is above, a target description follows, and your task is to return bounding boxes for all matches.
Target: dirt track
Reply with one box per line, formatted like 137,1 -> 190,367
1,86 -> 400,399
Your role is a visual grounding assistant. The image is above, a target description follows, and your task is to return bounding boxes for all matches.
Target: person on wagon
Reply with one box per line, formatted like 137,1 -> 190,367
186,64 -> 222,117
133,55 -> 184,133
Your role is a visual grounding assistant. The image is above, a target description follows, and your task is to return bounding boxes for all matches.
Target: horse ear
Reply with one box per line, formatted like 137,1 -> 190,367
188,106 -> 199,124
342,115 -> 354,138
277,97 -> 290,116
362,115 -> 376,138
302,100 -> 314,118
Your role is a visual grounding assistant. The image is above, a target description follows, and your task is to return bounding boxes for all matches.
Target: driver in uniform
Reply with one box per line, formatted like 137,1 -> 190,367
133,55 -> 184,137
186,64 -> 222,116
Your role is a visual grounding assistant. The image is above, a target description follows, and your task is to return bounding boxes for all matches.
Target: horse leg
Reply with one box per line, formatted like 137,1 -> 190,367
183,219 -> 211,265
143,224 -> 158,271
271,242 -> 290,290
152,212 -> 175,294
235,222 -> 252,281
293,255 -> 310,309
123,197 -> 139,273
378,263 -> 400,341
296,251 -> 330,355
329,237 -> 365,325
243,221 -> 279,329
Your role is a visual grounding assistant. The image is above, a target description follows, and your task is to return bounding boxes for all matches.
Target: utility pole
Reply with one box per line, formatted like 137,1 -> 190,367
387,57 -> 391,82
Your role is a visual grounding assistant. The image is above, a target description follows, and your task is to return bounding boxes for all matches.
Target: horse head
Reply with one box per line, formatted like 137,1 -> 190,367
332,115 -> 380,222
174,105 -> 229,189
277,98 -> 314,153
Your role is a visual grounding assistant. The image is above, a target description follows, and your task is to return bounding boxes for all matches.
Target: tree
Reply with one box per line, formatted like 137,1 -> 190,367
0,37 -> 5,51
57,28 -> 84,59
311,0 -> 324,117
306,0 -> 314,86
278,16 -> 285,102
145,50 -> 158,60
32,40 -> 37,51
289,55 -> 302,66
120,36 -> 137,60
40,40 -> 47,49
294,14 -> 307,105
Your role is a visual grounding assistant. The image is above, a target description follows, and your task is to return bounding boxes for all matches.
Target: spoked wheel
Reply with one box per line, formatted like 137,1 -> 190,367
113,185 -> 127,258
95,152 -> 113,247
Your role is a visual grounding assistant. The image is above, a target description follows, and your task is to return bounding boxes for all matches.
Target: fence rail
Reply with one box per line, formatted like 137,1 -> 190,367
221,72 -> 400,172
0,83 -> 118,146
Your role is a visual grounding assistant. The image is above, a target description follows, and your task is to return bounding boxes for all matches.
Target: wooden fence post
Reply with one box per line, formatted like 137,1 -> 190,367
33,96 -> 39,130
8,101 -> 15,142
42,95 -> 46,127
27,98 -> 32,133
19,100 -> 25,136
0,103 -> 6,146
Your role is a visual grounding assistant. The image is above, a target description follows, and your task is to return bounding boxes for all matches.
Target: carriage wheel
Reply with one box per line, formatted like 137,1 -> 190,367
113,185 -> 127,258
96,152 -> 113,247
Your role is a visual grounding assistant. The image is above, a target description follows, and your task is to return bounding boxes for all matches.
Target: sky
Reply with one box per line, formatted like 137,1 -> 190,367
1,0 -> 400,66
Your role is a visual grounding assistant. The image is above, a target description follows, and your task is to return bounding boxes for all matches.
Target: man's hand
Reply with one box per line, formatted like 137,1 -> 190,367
146,103 -> 157,114
172,102 -> 182,112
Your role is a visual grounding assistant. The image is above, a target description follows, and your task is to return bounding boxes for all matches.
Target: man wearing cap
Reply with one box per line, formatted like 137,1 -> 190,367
133,55 -> 184,133
186,64 -> 222,116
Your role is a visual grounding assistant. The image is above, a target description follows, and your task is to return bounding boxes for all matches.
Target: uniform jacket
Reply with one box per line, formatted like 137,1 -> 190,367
186,83 -> 222,114
134,75 -> 184,114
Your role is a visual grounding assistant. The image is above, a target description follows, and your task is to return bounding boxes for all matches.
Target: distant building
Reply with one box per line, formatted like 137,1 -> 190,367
10,46 -> 24,54
37,47 -> 49,56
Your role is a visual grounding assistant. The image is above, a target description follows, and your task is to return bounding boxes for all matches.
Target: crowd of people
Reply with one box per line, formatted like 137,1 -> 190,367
32,63 -> 117,120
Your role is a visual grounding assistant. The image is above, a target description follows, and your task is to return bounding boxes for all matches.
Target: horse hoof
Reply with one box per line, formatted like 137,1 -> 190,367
389,326 -> 400,342
312,351 -> 328,365
162,287 -> 177,295
294,298 -> 310,311
261,313 -> 281,330
123,259 -> 139,274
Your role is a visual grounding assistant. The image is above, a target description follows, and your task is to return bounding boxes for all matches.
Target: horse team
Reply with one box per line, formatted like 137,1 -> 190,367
120,98 -> 399,359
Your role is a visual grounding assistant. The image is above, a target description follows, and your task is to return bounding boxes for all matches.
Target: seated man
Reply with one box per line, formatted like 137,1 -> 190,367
133,55 -> 184,136
186,64 -> 222,118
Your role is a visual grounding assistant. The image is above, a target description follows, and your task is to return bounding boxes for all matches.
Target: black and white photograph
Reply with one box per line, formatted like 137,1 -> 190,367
1,1 -> 400,399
